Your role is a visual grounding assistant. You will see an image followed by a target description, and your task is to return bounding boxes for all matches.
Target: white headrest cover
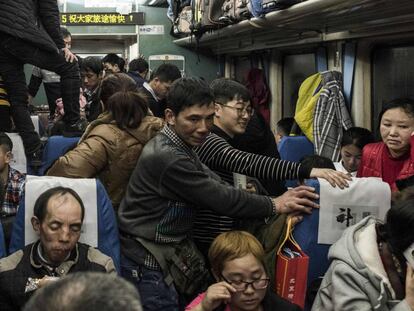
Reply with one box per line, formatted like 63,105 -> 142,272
24,175 -> 98,247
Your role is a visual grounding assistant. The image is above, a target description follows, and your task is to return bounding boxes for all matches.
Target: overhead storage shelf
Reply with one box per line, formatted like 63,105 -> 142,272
173,0 -> 414,54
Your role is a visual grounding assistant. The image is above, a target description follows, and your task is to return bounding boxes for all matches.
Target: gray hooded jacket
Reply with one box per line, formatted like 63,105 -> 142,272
312,216 -> 411,311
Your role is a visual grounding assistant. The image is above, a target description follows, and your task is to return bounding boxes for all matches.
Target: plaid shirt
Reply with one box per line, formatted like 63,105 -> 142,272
1,166 -> 25,216
313,71 -> 353,162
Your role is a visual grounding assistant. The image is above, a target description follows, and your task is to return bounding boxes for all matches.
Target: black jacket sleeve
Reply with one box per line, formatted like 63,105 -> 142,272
160,157 -> 274,219
37,0 -> 65,49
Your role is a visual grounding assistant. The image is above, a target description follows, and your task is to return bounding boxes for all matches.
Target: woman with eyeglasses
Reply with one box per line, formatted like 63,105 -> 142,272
185,231 -> 300,311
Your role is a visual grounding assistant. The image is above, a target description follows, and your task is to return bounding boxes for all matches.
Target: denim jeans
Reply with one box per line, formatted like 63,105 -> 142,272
0,33 -> 80,154
121,255 -> 180,311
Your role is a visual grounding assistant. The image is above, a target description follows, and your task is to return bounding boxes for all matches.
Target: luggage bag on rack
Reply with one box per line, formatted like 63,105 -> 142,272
248,0 -> 302,17
192,0 -> 228,33
221,0 -> 251,23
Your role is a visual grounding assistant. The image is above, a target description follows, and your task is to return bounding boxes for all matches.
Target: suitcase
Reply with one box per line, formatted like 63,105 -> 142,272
221,0 -> 251,24
248,0 -> 302,17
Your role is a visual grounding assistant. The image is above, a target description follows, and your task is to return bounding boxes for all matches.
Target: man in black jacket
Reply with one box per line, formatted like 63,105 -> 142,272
139,63 -> 181,118
0,0 -> 85,161
127,57 -> 148,88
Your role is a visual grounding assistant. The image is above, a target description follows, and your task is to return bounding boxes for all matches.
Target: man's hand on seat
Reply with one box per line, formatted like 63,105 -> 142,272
272,185 -> 319,215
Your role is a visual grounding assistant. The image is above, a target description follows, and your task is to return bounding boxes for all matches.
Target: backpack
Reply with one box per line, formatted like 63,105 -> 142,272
221,0 -> 251,24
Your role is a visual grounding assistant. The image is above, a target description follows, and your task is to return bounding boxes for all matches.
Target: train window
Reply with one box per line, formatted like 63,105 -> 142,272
372,46 -> 414,135
283,53 -> 316,117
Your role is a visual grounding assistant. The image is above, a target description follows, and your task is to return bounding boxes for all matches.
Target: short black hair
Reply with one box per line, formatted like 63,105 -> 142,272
23,272 -> 143,311
81,56 -> 103,75
276,117 -> 295,136
151,63 -> 181,83
61,27 -> 71,39
300,155 -> 335,171
33,187 -> 85,223
385,187 -> 414,255
128,58 -> 148,74
378,98 -> 414,128
210,78 -> 251,104
102,53 -> 125,72
341,127 -> 374,150
166,77 -> 214,115
0,132 -> 12,152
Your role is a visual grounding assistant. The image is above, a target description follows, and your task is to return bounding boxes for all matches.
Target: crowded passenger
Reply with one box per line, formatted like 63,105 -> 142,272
335,127 -> 374,176
275,117 -> 295,145
139,63 -> 181,118
128,57 -> 149,88
102,53 -> 126,74
27,27 -> 73,119
80,56 -> 104,122
232,104 -> 285,196
46,73 -> 163,210
117,77 -> 319,310
194,78 -> 350,256
0,186 -> 115,311
312,185 -> 414,311
0,0 -> 85,161
24,272 -> 143,311
358,99 -> 414,191
0,133 -> 25,247
186,231 -> 300,311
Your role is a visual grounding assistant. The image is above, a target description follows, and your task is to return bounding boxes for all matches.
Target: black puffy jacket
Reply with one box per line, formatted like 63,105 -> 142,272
0,0 -> 64,53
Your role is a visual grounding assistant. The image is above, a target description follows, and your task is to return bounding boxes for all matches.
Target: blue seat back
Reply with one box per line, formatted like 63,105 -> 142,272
9,177 -> 120,272
293,179 -> 330,310
38,136 -> 80,176
278,136 -> 314,187
278,135 -> 314,162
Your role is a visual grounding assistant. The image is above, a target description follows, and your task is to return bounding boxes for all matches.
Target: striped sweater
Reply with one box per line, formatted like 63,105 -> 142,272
194,126 -> 311,251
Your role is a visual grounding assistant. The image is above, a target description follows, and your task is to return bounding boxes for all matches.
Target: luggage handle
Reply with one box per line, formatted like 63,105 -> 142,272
277,216 -> 303,255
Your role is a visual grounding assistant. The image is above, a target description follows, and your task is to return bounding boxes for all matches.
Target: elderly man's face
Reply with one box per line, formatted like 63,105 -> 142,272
32,193 -> 83,265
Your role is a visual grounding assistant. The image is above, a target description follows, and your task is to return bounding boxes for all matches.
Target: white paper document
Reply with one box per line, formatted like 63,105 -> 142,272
233,173 -> 247,189
318,177 -> 391,245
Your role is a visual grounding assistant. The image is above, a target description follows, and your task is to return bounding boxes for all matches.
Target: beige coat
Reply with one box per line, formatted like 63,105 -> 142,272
47,113 -> 164,209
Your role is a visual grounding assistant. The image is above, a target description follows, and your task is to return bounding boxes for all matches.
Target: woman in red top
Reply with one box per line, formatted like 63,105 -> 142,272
358,98 -> 414,191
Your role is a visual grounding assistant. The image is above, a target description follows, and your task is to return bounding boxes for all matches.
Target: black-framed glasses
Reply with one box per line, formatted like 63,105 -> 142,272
216,102 -> 254,117
221,274 -> 270,292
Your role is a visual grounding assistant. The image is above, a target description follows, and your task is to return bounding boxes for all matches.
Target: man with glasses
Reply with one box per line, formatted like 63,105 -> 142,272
139,63 -> 181,118
194,78 -> 350,257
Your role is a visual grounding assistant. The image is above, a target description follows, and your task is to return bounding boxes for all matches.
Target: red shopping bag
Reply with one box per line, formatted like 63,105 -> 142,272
275,217 -> 309,309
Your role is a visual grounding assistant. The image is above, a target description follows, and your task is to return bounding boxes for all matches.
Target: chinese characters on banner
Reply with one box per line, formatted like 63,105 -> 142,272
60,12 -> 144,25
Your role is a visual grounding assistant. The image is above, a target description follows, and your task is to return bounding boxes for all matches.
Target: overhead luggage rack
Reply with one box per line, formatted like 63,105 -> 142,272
173,0 -> 414,54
